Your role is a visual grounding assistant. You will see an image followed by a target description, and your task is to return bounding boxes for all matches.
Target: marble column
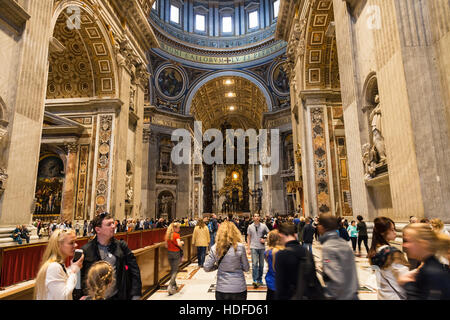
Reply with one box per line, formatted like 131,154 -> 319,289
0,0 -> 54,226
299,91 -> 342,217
61,143 -> 78,222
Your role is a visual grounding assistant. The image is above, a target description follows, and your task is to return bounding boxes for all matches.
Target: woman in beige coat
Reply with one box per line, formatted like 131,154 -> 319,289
192,218 -> 210,267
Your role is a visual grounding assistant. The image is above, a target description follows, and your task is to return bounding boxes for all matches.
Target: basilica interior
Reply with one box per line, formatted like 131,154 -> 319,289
0,0 -> 449,278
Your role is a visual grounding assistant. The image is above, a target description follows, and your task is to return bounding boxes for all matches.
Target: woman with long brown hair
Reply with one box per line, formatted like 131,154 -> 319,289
368,217 -> 410,300
192,218 -> 210,267
35,229 -> 84,300
204,221 -> 249,300
165,222 -> 184,295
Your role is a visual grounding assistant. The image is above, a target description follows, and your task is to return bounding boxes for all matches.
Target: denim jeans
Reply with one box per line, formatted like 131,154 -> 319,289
210,232 -> 216,247
215,291 -> 247,300
250,248 -> 265,284
303,242 -> 312,254
197,246 -> 207,266
167,251 -> 181,288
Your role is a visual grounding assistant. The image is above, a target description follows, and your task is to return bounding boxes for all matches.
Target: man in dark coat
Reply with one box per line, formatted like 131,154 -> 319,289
78,213 -> 142,300
275,222 -> 322,300
302,217 -> 315,253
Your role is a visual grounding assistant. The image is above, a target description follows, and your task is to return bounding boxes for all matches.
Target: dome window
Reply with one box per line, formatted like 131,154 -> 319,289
195,14 -> 206,32
170,4 -> 180,24
274,0 -> 280,18
249,11 -> 259,29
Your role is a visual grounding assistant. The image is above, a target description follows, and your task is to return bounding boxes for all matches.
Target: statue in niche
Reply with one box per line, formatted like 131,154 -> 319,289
158,68 -> 183,97
125,161 -> 133,202
369,95 -> 387,163
362,143 -> 377,179
160,195 -> 172,215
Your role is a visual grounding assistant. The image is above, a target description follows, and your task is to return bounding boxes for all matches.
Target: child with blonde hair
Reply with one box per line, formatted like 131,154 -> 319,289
81,261 -> 115,300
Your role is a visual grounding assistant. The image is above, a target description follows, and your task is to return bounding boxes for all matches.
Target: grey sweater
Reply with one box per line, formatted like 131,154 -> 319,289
319,231 -> 359,300
204,243 -> 250,293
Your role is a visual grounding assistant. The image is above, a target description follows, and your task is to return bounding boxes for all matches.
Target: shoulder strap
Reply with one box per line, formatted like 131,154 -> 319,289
217,244 -> 231,266
59,263 -> 68,275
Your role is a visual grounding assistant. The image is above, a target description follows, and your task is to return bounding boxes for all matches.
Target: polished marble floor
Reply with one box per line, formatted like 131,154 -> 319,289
148,240 -> 378,300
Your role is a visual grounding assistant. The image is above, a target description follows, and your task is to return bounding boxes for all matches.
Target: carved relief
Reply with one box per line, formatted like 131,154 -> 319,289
74,145 -> 89,220
285,18 -> 307,79
311,107 -> 331,213
95,115 -> 113,214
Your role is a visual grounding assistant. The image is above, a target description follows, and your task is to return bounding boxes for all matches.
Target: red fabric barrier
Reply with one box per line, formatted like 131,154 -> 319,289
158,229 -> 165,242
0,228 -> 169,288
126,232 -> 141,251
141,230 -> 153,247
1,244 -> 46,288
114,233 -> 127,242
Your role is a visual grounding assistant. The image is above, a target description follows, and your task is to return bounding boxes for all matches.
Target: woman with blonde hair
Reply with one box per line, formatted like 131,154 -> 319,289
204,221 -> 250,300
35,229 -> 84,300
401,223 -> 450,299
192,218 -> 210,267
264,229 -> 284,300
165,222 -> 184,295
81,261 -> 115,300
430,218 -> 450,236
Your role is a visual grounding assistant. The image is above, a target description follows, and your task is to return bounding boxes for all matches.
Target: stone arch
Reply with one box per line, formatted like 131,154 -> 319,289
362,72 -> 379,109
185,70 -> 274,115
47,1 -> 118,99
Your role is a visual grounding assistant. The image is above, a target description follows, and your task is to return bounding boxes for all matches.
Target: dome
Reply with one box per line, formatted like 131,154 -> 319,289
149,0 -> 281,50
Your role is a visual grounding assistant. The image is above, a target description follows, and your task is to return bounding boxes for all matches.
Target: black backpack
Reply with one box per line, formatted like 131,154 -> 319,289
287,248 -> 325,300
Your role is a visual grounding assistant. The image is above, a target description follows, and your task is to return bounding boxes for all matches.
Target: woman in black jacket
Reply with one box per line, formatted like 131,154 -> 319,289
402,223 -> 450,299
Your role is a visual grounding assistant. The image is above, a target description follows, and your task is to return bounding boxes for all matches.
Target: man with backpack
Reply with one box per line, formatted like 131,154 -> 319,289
275,222 -> 324,300
208,214 -> 218,247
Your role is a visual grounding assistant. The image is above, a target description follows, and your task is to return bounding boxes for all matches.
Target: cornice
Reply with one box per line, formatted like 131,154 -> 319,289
0,0 -> 30,35
109,0 -> 160,51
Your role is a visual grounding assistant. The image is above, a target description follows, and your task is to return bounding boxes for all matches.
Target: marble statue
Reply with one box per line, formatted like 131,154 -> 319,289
369,95 -> 387,163
125,172 -> 133,201
362,143 -> 376,179
160,196 -> 172,214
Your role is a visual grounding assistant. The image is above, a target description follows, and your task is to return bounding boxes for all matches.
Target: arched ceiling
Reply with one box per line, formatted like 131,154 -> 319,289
276,0 -> 340,90
190,76 -> 268,130
304,0 -> 340,89
47,9 -> 116,99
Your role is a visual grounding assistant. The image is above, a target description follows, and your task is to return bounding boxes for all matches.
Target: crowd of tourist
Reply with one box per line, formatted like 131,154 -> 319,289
24,210 -> 450,301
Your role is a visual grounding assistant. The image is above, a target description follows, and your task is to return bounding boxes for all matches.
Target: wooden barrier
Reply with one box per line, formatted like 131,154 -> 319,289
0,227 -> 195,299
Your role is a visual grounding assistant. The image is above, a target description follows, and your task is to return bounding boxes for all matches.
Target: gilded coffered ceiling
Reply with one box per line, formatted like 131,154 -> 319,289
47,10 -> 116,99
190,76 -> 268,130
